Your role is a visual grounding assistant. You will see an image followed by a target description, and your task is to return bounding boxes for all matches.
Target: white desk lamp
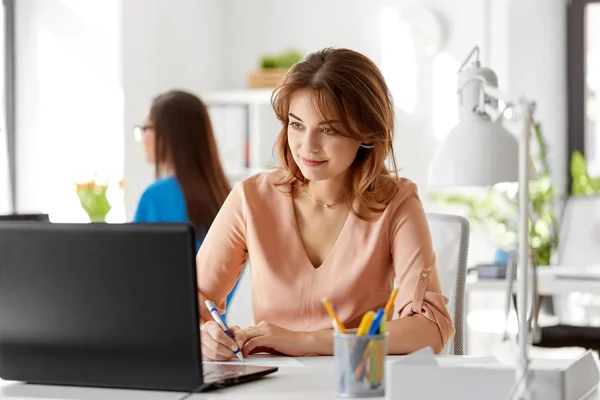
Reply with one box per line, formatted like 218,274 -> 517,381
386,46 -> 598,400
428,45 -> 538,399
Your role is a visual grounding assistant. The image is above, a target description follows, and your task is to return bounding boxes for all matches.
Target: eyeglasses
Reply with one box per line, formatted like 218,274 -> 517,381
133,125 -> 154,143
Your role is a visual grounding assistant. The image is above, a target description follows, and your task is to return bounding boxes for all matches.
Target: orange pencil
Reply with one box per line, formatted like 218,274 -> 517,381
383,288 -> 398,319
322,298 -> 346,333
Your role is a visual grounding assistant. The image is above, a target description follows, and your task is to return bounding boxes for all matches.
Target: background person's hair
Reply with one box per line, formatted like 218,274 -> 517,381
271,47 -> 399,220
150,90 -> 231,230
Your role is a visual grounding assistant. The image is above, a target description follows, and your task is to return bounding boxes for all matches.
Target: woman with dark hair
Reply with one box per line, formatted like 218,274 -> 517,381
133,90 -> 240,318
197,48 -> 454,361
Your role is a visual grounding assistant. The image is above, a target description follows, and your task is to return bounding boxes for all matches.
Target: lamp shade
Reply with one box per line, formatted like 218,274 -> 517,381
428,117 -> 520,187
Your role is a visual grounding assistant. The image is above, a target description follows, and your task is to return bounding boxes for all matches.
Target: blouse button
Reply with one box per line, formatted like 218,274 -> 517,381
422,272 -> 428,278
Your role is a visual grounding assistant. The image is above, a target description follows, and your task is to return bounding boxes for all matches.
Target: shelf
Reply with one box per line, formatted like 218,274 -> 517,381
201,89 -> 274,106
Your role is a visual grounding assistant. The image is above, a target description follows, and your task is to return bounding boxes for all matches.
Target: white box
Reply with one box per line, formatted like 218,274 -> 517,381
385,349 -> 599,400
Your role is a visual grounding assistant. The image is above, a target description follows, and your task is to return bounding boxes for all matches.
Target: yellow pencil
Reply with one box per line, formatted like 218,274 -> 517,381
357,311 -> 375,336
321,298 -> 346,334
383,288 -> 398,319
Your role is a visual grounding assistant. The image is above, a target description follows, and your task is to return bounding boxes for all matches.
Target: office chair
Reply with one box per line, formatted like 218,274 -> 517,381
533,195 -> 600,353
426,213 -> 470,355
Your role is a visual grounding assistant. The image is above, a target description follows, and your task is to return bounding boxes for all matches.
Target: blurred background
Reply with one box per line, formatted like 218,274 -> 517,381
0,0 -> 599,357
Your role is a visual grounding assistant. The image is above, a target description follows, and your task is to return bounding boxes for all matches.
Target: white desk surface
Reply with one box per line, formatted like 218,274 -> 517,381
467,266 -> 600,296
0,356 -> 598,400
0,380 -> 185,400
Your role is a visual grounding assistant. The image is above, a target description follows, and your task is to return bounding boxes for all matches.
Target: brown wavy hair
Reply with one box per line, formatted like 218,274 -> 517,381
150,90 -> 231,231
272,48 -> 399,220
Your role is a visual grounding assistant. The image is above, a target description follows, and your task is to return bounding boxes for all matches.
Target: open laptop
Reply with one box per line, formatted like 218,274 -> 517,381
0,222 -> 277,392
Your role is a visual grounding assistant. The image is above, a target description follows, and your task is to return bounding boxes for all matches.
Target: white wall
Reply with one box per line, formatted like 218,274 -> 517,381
15,0 -> 123,220
507,0 -> 568,200
14,0 -> 569,255
121,0 -> 225,218
221,0 -> 487,193
219,0 -> 567,258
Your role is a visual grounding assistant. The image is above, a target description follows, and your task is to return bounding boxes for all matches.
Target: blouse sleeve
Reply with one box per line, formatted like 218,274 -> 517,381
196,182 -> 248,321
389,181 -> 455,348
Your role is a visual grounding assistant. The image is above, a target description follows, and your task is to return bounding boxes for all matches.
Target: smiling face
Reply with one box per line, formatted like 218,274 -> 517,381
286,90 -> 361,182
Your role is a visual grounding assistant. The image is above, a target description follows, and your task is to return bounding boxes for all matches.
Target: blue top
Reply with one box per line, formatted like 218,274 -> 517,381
134,176 -> 192,229
133,176 -> 240,320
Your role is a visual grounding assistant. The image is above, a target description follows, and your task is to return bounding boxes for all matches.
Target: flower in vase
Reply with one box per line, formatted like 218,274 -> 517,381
74,175 -> 112,222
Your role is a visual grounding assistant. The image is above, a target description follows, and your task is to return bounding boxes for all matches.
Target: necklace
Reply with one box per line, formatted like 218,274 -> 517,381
303,187 -> 342,208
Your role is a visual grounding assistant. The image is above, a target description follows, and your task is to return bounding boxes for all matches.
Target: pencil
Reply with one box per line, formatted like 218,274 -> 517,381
322,298 -> 346,334
383,288 -> 398,319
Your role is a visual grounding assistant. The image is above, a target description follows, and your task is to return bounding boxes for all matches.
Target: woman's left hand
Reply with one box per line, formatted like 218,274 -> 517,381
242,321 -> 310,357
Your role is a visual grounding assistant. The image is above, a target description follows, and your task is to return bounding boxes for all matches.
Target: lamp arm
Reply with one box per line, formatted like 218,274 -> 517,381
481,84 -> 520,106
478,82 -> 537,399
478,83 -> 536,134
457,45 -> 481,72
510,99 -> 536,400
458,78 -> 530,127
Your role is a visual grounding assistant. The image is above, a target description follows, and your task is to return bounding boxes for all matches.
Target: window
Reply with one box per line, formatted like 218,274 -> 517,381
17,0 -> 124,222
567,0 -> 600,186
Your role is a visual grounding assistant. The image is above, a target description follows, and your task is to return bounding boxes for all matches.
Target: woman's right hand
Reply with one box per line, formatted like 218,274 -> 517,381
200,321 -> 247,361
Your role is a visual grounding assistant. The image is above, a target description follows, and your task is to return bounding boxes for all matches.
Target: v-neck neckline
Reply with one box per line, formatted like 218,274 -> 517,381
288,186 -> 354,271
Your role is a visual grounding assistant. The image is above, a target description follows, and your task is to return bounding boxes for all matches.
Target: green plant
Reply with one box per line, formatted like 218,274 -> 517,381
259,56 -> 279,69
431,121 -> 558,266
570,150 -> 600,195
259,50 -> 303,69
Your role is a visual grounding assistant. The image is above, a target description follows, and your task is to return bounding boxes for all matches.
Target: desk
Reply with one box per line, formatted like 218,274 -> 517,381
466,268 -> 600,296
0,380 -> 185,400
0,357 -> 598,400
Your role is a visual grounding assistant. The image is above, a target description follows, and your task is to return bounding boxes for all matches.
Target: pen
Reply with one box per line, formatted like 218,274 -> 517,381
204,299 -> 244,362
367,309 -> 384,336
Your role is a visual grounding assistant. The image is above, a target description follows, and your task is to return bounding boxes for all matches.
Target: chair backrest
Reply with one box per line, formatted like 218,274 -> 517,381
553,195 -> 600,323
425,213 -> 470,355
556,194 -> 600,265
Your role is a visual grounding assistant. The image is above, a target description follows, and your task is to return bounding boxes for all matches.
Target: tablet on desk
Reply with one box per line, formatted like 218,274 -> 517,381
0,222 -> 277,393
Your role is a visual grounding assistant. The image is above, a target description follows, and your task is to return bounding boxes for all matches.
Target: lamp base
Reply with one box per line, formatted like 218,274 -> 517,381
385,348 -> 599,400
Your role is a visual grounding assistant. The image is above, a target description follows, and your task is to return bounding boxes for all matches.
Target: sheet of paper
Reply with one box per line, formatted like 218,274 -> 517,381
203,354 -> 305,367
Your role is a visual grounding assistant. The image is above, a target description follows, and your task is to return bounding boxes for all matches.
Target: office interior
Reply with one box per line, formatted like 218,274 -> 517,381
0,0 -> 599,391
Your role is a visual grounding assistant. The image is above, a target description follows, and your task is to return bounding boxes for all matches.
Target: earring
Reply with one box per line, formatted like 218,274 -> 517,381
360,143 -> 375,149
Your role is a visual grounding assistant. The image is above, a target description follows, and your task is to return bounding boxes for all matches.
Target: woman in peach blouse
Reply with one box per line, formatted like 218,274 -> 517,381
197,47 -> 454,361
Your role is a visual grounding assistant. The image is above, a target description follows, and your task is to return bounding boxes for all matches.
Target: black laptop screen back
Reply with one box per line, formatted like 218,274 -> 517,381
0,222 -> 203,391
0,213 -> 49,221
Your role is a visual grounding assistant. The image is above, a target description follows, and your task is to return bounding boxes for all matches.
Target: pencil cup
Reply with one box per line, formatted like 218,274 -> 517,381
333,331 -> 387,397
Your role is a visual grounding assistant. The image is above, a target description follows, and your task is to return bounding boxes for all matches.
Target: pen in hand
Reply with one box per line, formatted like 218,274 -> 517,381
204,300 -> 244,362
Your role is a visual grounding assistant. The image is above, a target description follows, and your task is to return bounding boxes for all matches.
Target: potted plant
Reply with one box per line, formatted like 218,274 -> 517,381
247,50 -> 303,88
74,174 -> 124,222
570,150 -> 600,195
